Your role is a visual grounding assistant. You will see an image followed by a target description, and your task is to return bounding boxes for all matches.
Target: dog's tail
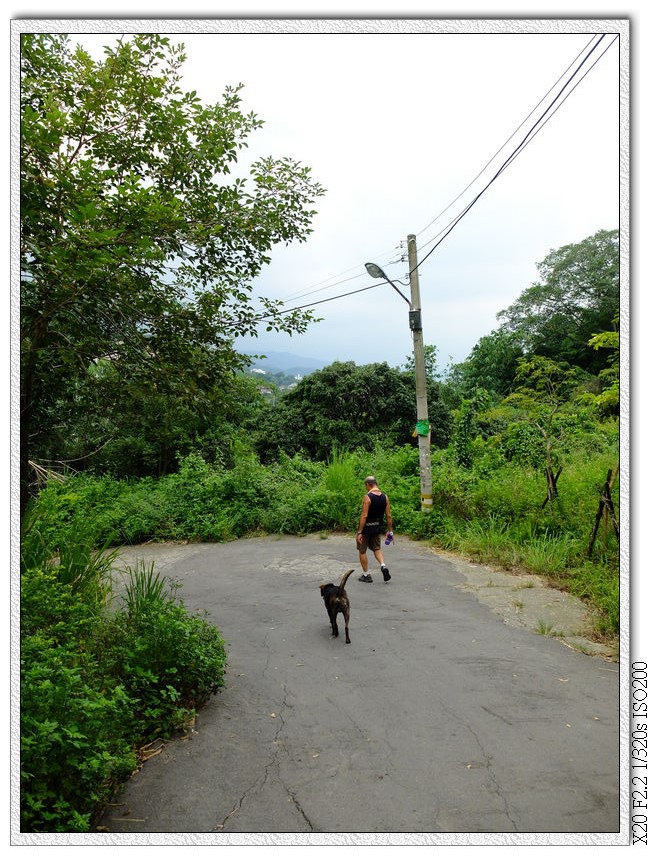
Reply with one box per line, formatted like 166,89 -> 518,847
338,568 -> 354,594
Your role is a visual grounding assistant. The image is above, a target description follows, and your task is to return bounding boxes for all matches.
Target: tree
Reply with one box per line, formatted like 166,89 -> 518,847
402,344 -> 440,382
20,34 -> 325,514
496,229 -> 619,373
449,387 -> 491,468
452,330 -> 523,398
503,356 -> 586,503
580,317 -> 620,417
253,360 -> 452,462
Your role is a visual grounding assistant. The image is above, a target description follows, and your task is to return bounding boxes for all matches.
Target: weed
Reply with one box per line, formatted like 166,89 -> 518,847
121,560 -> 178,618
20,549 -> 227,832
535,620 -> 564,638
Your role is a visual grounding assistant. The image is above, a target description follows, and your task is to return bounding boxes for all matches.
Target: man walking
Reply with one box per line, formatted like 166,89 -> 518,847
356,475 -> 394,583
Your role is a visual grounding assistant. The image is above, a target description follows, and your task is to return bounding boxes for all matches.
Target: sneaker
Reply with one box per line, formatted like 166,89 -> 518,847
358,573 -> 373,583
381,565 -> 391,582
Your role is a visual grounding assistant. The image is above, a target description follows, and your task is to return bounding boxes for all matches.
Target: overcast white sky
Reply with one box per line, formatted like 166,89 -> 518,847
74,23 -> 622,371
16,15 -> 624,372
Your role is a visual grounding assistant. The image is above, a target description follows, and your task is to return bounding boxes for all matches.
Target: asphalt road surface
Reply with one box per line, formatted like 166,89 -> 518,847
99,534 -> 622,842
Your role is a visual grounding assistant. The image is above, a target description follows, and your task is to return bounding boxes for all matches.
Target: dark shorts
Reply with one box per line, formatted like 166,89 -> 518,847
357,533 -> 381,553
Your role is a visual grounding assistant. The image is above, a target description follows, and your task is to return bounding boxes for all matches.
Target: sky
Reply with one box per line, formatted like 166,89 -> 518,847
20,17 -> 623,373
173,24 -> 621,373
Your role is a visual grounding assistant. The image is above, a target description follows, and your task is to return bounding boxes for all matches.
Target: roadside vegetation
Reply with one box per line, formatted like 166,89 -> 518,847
19,33 -> 620,832
20,525 -> 227,831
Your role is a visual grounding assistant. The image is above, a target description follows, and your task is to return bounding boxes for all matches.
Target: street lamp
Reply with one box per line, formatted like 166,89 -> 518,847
364,262 -> 411,307
365,238 -> 433,512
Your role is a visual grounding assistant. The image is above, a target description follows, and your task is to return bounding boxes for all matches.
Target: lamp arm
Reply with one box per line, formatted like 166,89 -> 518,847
385,279 -> 412,307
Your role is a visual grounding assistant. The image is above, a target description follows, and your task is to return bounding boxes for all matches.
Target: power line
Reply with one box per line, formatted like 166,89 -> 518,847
252,280 -> 383,323
267,270 -> 367,304
252,32 -> 618,320
414,33 -> 617,272
414,34 -> 606,243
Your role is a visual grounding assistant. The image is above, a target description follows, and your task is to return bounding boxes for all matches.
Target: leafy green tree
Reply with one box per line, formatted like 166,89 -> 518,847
253,360 -> 452,462
402,344 -> 440,381
65,367 -> 267,477
451,230 -> 619,402
496,229 -> 619,372
449,387 -> 491,467
20,33 -> 325,513
579,318 -> 620,417
503,356 -> 587,502
452,330 -> 524,398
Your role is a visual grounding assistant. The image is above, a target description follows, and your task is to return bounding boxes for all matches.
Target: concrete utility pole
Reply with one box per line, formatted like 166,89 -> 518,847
365,239 -> 433,512
407,234 -> 433,512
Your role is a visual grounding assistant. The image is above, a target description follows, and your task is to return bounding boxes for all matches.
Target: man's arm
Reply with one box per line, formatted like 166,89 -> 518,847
385,497 -> 393,532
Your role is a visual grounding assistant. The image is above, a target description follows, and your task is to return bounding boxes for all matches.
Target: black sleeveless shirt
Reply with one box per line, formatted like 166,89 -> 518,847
363,491 -> 387,535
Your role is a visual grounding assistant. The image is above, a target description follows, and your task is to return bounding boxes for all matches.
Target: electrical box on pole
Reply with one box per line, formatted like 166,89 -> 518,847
407,234 -> 433,512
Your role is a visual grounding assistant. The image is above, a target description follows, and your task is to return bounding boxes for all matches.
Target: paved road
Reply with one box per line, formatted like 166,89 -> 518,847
99,534 -> 622,840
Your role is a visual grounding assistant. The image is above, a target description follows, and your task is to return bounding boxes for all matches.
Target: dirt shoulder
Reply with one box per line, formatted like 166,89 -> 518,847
430,546 -> 619,661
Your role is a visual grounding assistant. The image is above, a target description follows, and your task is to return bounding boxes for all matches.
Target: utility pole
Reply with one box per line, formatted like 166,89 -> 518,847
407,233 -> 433,512
364,242 -> 433,512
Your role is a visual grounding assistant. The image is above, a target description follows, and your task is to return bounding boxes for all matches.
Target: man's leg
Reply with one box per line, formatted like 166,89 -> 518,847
373,546 -> 392,582
357,537 -> 373,582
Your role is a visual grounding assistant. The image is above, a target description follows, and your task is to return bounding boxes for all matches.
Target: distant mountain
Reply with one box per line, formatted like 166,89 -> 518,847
245,350 -> 328,376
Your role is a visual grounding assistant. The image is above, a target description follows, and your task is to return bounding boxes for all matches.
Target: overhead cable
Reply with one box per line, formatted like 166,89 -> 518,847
414,34 -> 606,242
414,33 -> 617,272
253,32 -> 618,319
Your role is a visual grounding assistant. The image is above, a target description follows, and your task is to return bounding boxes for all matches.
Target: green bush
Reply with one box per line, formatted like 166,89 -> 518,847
20,570 -> 138,832
102,566 -> 228,736
20,551 -> 228,832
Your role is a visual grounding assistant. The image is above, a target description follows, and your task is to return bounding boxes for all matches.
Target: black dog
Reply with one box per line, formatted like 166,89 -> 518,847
319,569 -> 353,644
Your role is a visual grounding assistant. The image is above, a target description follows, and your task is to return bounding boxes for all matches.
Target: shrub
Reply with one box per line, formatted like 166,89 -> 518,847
102,565 -> 228,735
20,570 -> 138,832
20,555 -> 228,832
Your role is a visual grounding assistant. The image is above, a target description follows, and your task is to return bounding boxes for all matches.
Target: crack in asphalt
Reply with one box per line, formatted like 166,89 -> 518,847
274,682 -> 317,830
215,675 -> 315,831
438,697 -> 519,831
465,722 -> 518,831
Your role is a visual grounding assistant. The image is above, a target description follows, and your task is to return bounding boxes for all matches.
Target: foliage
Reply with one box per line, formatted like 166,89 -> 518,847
450,330 -> 523,398
500,356 -> 590,501
453,229 -> 619,399
579,321 -> 620,417
449,387 -> 491,467
104,572 -> 227,734
20,517 -> 228,832
496,229 -> 619,372
21,622 -> 139,832
20,32 -> 325,512
20,559 -> 137,832
253,360 -> 452,462
27,429 -> 619,638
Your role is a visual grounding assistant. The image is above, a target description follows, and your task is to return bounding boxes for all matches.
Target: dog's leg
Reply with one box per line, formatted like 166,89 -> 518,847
344,611 -> 350,644
329,610 -> 339,638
